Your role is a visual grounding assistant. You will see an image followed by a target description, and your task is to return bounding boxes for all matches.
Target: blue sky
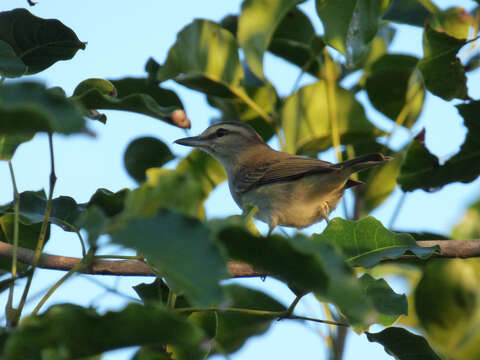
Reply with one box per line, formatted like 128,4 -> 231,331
0,1 -> 479,359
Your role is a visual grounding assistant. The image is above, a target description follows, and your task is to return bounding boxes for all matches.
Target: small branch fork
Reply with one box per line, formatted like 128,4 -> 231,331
0,239 -> 479,277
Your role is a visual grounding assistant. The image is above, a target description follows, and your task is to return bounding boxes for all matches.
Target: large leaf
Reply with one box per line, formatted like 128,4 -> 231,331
313,217 -> 439,268
214,285 -> 286,353
124,150 -> 226,219
315,0 -> 386,67
238,0 -> 300,79
414,259 -> 480,357
383,0 -> 438,27
0,133 -> 34,160
110,210 -> 228,307
451,198 -> 480,240
418,26 -> 468,100
281,80 -> 381,154
3,303 -> 203,360
0,40 -> 26,78
72,77 -> 189,128
0,8 -> 85,75
124,136 -> 174,183
0,82 -> 85,135
431,6 -> 476,40
398,101 -> 480,191
366,54 -> 425,128
366,327 -> 441,360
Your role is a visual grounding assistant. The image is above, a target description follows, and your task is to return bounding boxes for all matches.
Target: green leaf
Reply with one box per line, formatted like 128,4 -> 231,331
359,274 -> 408,326
0,133 -> 34,160
72,77 -> 188,128
281,80 -> 381,154
366,327 -> 441,360
214,285 -> 286,353
398,101 -> 480,191
366,54 -> 425,128
451,198 -> 480,240
0,82 -> 85,135
315,0 -> 386,67
124,137 -> 175,183
0,9 -> 85,75
153,19 -> 244,98
74,206 -> 107,247
313,217 -> 439,268
415,259 -> 480,356
125,150 -> 225,219
85,188 -> 128,218
133,347 -> 172,360
238,0 -> 300,79
418,26 -> 468,100
383,0 -> 437,27
3,303 -> 203,360
431,6 -> 476,40
269,8 -> 325,76
110,210 -> 228,307
0,40 -> 26,78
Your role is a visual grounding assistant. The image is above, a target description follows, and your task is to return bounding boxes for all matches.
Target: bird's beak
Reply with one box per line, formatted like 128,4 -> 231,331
174,135 -> 208,148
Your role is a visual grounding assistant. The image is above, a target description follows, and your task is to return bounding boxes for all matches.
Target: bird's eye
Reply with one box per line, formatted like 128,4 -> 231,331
216,128 -> 228,137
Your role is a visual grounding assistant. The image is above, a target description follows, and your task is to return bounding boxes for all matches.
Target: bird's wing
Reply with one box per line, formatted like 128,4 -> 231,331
234,155 -> 339,194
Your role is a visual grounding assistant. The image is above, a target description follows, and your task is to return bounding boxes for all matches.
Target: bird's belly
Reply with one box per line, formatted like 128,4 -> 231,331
240,178 -> 346,228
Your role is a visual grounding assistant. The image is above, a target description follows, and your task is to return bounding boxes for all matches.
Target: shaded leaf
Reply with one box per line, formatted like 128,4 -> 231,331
398,101 -> 480,191
0,40 -> 26,78
0,82 -> 85,135
366,54 -> 425,128
0,8 -> 85,75
465,53 -> 480,72
3,303 -> 203,360
214,285 -> 285,353
313,217 -> 439,268
418,26 -> 468,100
383,0 -> 437,27
451,198 -> 480,240
72,78 -> 188,128
238,0 -> 300,79
133,347 -> 172,360
366,327 -> 441,360
85,188 -> 128,218
315,0 -> 386,67
0,133 -> 34,160
415,259 -> 480,356
74,206 -> 107,247
110,210 -> 228,307
281,81 -> 381,154
124,137 -> 175,183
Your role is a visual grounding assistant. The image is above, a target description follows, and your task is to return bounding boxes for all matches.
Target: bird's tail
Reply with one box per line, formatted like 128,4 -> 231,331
335,153 -> 393,174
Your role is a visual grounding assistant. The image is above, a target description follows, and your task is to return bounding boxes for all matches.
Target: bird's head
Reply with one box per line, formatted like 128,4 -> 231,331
174,121 -> 265,167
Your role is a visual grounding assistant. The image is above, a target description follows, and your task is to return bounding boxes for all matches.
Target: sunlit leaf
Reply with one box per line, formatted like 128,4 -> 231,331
451,198 -> 480,240
366,54 -> 425,128
111,210 -> 228,307
367,327 -> 441,360
238,0 -> 300,79
0,82 -> 85,135
431,6 -> 476,40
124,137 -> 174,183
281,81 -> 381,154
0,8 -> 85,75
3,303 -> 203,360
315,0 -> 386,67
398,101 -> 480,191
383,0 -> 438,27
0,133 -> 34,160
418,26 -> 468,100
415,259 -> 480,357
313,217 -> 439,268
0,40 -> 26,78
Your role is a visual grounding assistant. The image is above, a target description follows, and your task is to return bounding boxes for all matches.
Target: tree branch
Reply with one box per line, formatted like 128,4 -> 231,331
0,239 -> 479,278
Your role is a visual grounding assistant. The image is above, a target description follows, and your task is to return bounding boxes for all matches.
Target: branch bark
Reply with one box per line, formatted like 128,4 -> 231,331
0,239 -> 479,277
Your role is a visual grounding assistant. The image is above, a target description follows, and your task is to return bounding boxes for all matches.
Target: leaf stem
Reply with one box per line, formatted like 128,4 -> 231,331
94,254 -> 145,261
17,133 -> 57,316
6,160 -> 20,327
176,307 -> 348,327
323,49 -> 341,162
167,289 -> 177,309
388,192 -> 407,229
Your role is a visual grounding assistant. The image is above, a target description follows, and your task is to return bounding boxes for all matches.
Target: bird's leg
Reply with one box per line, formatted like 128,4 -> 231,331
319,202 -> 330,224
267,225 -> 274,237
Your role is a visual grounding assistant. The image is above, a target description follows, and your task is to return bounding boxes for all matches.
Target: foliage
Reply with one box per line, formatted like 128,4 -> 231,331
0,2 -> 479,360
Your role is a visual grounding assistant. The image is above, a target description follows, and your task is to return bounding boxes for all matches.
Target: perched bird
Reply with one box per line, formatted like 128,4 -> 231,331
175,122 -> 392,235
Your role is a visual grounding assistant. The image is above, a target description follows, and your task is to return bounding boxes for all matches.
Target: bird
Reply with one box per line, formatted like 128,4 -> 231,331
175,121 -> 392,235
